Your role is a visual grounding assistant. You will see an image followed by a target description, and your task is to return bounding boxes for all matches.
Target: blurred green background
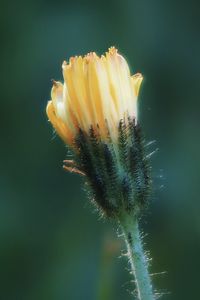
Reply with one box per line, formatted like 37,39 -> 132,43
1,0 -> 200,299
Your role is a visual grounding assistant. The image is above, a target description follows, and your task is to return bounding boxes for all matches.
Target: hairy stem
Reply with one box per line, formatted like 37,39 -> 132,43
119,214 -> 154,300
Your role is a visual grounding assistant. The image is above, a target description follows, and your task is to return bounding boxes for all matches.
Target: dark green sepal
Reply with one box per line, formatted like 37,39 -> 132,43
73,118 -> 152,218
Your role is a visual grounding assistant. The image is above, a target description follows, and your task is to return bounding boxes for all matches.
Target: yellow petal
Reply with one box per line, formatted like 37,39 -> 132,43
62,59 -> 91,131
92,56 -> 119,139
51,81 -> 67,123
131,73 -> 143,97
86,53 -> 107,136
105,48 -> 136,119
46,101 -> 73,144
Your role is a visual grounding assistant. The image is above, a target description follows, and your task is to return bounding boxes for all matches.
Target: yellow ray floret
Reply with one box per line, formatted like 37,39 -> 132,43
46,47 -> 143,145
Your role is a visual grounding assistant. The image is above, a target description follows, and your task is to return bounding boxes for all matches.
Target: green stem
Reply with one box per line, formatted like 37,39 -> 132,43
119,214 -> 154,300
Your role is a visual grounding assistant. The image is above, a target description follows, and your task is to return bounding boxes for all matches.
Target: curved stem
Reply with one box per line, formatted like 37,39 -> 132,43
119,214 -> 154,300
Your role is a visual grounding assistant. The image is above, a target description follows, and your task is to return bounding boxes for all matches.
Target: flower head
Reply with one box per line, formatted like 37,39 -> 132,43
46,47 -> 142,145
46,47 -> 151,217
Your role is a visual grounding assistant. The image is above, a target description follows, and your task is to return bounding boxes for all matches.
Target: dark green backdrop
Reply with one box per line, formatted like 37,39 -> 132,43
1,0 -> 200,299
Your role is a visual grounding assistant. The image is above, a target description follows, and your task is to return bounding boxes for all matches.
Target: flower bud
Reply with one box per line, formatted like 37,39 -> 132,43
46,47 -> 151,217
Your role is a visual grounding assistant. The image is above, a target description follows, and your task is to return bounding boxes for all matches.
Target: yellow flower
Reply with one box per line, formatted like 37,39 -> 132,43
46,47 -> 143,145
46,47 -> 151,218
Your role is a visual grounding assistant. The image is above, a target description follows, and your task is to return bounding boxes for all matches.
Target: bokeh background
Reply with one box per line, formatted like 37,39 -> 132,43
1,0 -> 200,299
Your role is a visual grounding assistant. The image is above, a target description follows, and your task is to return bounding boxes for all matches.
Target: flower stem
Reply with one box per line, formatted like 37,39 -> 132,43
119,214 -> 154,300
